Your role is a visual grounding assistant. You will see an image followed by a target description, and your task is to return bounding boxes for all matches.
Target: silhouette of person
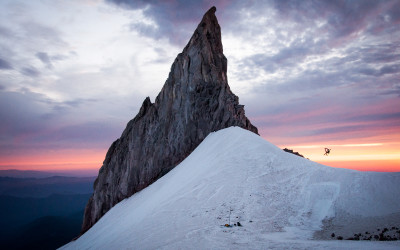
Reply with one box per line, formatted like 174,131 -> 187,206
324,148 -> 331,156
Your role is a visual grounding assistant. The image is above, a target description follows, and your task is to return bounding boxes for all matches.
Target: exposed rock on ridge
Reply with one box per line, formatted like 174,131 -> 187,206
81,6 -> 258,234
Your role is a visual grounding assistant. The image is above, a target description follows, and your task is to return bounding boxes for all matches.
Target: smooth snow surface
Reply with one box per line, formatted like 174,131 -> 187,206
62,127 -> 400,249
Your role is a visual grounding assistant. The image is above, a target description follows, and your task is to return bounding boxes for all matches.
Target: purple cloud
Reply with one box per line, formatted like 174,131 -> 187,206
106,0 -> 235,45
36,52 -> 52,69
272,0 -> 399,38
20,67 -> 40,77
0,0 -> 399,169
0,58 -> 12,70
0,90 -> 124,160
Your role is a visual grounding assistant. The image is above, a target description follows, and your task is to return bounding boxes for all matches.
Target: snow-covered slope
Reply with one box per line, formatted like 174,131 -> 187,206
62,127 -> 400,249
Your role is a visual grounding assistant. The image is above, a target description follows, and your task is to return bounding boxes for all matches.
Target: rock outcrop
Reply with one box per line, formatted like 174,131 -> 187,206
81,6 -> 258,234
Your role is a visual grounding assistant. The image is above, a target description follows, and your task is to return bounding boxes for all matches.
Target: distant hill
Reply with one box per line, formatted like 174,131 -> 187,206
0,193 -> 91,232
0,172 -> 95,250
1,210 -> 85,250
0,176 -> 96,197
0,169 -> 62,178
0,193 -> 91,249
0,169 -> 97,178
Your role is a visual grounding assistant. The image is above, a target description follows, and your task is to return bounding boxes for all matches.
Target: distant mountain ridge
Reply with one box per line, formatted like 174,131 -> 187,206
0,176 -> 95,198
6,212 -> 85,250
0,193 -> 91,250
82,6 -> 258,233
0,169 -> 64,178
0,171 -> 95,249
0,169 -> 97,178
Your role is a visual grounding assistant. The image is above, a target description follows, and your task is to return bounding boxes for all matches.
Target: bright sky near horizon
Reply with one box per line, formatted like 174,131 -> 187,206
0,0 -> 399,173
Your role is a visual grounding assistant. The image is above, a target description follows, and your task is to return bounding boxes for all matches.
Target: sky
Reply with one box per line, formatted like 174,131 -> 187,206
0,0 -> 399,174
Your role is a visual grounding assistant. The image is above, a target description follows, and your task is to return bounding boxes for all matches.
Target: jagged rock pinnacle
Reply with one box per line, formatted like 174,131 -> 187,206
81,6 -> 258,234
189,6 -> 222,54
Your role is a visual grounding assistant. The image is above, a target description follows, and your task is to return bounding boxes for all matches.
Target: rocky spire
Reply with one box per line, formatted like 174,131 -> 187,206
81,6 -> 258,234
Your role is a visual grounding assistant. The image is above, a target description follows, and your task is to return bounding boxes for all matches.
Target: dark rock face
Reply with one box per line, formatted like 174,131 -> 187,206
283,148 -> 305,158
81,6 -> 258,234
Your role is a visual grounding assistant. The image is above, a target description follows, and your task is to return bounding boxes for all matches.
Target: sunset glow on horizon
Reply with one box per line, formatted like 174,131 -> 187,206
0,1 -> 399,174
0,148 -> 106,174
1,136 -> 398,173
279,142 -> 400,172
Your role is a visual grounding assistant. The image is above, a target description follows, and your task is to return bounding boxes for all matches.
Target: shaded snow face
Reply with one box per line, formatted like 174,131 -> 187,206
62,127 -> 400,249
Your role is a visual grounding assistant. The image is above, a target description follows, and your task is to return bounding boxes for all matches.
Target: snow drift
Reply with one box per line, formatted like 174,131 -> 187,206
62,127 -> 400,249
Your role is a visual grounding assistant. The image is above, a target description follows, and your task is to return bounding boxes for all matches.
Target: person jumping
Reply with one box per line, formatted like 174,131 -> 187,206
324,148 -> 331,156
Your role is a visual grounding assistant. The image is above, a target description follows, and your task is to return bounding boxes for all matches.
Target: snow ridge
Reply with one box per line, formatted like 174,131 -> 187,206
62,127 -> 400,249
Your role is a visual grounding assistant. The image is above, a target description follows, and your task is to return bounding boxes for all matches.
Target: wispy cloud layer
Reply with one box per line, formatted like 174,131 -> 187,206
0,0 -> 399,170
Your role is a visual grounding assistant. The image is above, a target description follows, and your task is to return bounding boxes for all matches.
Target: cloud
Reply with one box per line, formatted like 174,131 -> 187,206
379,64 -> 400,76
0,0 -> 399,167
20,66 -> 40,77
36,52 -> 53,69
0,2 -> 70,79
35,52 -> 69,69
0,89 -> 129,159
0,58 -> 13,70
356,65 -> 400,77
106,0 -> 235,46
0,90 -> 87,140
348,112 -> 400,123
271,0 -> 399,39
347,44 -> 400,64
240,44 -> 313,75
22,21 -> 66,47
0,25 -> 14,37
0,90 -> 52,138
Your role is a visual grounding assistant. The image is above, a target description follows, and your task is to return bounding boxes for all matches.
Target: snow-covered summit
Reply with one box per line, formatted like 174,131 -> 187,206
62,127 -> 400,249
